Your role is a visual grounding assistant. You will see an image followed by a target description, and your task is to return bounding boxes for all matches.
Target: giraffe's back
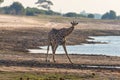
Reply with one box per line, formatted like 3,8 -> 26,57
48,29 -> 58,44
48,28 -> 65,45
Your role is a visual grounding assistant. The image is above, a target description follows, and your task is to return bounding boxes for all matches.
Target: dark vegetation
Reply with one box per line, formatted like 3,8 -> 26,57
0,2 -> 25,15
87,14 -> 95,18
0,1 -> 120,19
35,0 -> 53,11
0,2 -> 60,16
63,12 -> 86,18
25,7 -> 60,16
101,10 -> 117,19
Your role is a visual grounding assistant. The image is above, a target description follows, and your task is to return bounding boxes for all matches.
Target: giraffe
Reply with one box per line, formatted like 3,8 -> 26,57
46,21 -> 78,63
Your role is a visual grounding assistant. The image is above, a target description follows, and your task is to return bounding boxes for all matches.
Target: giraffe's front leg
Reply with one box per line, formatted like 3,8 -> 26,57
53,53 -> 56,63
62,43 -> 73,64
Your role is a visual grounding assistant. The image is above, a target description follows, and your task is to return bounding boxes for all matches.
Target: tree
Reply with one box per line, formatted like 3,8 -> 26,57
0,0 -> 4,13
101,12 -> 109,19
63,12 -> 78,17
87,14 -> 94,18
117,16 -> 120,20
9,2 -> 25,15
0,0 -> 4,6
101,10 -> 116,19
25,7 -> 46,16
109,10 -> 116,19
35,0 -> 53,10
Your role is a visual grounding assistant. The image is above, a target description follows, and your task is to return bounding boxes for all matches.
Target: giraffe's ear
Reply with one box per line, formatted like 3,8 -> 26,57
71,22 -> 73,25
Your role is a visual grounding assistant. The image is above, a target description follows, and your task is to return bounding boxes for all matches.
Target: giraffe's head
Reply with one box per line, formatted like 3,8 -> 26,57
71,21 -> 78,27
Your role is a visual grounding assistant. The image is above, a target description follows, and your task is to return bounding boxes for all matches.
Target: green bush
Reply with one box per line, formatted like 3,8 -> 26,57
25,7 -> 46,16
9,2 -> 25,15
102,10 -> 117,19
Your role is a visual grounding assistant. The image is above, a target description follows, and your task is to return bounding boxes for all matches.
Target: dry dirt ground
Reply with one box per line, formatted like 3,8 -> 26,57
0,14 -> 120,79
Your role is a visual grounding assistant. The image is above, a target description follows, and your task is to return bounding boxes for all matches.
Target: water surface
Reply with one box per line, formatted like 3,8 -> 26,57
28,36 -> 120,56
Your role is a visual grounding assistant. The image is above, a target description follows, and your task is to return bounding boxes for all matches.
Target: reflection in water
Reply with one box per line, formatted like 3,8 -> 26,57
28,36 -> 120,56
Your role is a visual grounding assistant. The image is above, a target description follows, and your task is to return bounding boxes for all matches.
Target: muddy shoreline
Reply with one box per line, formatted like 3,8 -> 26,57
1,28 -> 120,52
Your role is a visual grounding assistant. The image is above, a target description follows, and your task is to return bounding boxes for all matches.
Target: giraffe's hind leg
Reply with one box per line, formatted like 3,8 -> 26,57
51,44 -> 58,63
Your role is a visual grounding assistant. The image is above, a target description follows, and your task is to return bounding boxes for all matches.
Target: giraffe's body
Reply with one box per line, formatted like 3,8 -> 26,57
46,21 -> 78,63
49,27 -> 74,45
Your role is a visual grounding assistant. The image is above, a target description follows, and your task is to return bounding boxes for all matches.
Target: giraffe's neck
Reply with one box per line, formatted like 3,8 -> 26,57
66,26 -> 74,36
63,26 -> 74,37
